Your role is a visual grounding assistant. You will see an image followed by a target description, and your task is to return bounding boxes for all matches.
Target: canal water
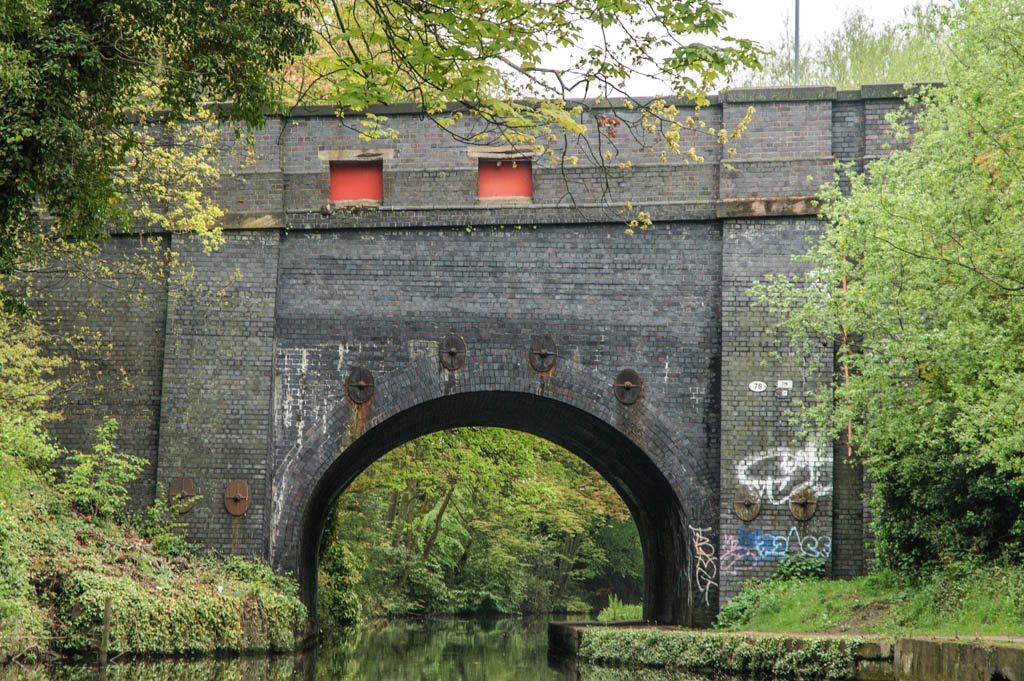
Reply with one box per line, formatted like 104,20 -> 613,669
0,617 -> 826,680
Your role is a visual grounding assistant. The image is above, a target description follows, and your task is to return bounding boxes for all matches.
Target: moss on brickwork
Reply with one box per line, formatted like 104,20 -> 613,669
578,628 -> 860,680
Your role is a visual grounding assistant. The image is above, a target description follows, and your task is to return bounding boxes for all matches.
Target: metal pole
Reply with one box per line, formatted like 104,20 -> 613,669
794,0 -> 801,84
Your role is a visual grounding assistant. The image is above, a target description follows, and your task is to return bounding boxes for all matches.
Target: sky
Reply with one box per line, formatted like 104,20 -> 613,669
721,0 -> 928,51
526,0 -> 936,96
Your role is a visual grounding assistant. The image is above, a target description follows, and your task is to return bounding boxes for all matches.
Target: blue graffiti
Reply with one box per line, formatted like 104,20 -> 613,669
727,526 -> 832,567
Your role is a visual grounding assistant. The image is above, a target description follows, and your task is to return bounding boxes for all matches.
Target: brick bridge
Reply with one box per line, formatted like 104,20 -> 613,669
43,85 -> 911,626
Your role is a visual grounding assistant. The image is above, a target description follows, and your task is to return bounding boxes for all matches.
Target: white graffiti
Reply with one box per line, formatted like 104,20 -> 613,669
736,443 -> 831,505
689,385 -> 706,411
689,525 -> 718,606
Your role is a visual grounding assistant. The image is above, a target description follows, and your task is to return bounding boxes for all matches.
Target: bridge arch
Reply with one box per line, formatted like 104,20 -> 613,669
269,349 -> 718,625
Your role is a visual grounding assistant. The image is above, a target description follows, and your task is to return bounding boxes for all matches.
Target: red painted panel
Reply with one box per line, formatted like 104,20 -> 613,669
478,159 -> 533,198
330,161 -> 384,201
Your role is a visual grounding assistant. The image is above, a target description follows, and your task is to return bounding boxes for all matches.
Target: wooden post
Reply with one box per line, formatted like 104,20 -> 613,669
99,596 -> 112,667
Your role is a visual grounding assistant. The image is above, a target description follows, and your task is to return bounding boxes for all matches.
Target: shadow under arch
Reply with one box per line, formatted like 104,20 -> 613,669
270,352 -> 718,626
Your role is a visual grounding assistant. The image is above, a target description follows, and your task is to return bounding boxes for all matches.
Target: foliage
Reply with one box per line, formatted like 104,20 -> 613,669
283,0 -> 760,163
0,655 -> 305,681
0,420 -> 308,661
714,561 -> 1024,638
578,628 -> 859,679
55,569 -> 305,654
59,417 -> 146,519
132,483 -> 192,558
752,0 -> 1024,570
319,427 -> 641,620
0,450 -> 50,661
317,549 -> 364,627
0,0 -> 312,312
0,314 -> 69,420
596,594 -> 643,622
0,414 -> 60,476
734,4 -> 947,88
772,555 -> 826,582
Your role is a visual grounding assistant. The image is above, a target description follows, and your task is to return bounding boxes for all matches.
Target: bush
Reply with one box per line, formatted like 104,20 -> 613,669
59,418 -> 146,519
0,416 -> 59,475
317,544 -> 363,626
133,483 -> 191,557
596,594 -> 643,622
772,556 -> 826,582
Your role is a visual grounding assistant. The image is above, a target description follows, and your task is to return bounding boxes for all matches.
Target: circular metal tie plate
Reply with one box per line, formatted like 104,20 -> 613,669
168,476 -> 197,514
345,366 -> 375,404
224,479 -> 252,517
734,486 -> 761,522
613,368 -> 644,405
439,333 -> 466,371
529,335 -> 557,373
789,485 -> 818,521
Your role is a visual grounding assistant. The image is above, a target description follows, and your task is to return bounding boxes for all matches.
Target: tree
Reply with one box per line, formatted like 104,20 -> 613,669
285,1 -> 760,116
733,4 -> 946,89
0,0 -> 312,312
318,427 -> 637,623
754,0 -> 1024,570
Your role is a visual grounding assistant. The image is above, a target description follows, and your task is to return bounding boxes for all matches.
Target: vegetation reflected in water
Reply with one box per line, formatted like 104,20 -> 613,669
0,618 -> 767,681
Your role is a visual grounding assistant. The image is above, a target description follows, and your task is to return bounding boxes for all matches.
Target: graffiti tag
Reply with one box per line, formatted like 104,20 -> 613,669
726,526 -> 832,566
735,443 -> 831,505
689,525 -> 718,606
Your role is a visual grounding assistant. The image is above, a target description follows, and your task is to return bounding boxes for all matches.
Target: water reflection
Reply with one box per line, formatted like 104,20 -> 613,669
317,618 -> 564,680
0,618 -> 763,681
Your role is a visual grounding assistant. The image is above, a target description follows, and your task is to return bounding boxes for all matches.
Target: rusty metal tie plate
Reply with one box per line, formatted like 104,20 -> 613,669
345,366 -> 375,404
224,479 -> 252,517
613,368 -> 644,405
439,333 -> 466,371
168,476 -> 197,514
789,485 -> 818,521
733,486 -> 761,522
529,335 -> 557,373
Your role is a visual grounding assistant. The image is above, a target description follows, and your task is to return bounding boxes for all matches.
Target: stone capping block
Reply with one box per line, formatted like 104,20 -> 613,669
858,82 -> 943,100
716,196 -> 818,218
317,148 -> 395,162
721,86 -> 837,103
279,96 -> 724,119
722,155 -> 835,165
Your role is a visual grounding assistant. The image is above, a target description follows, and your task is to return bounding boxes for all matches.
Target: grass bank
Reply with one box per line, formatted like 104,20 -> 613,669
0,445 -> 308,662
716,560 -> 1024,638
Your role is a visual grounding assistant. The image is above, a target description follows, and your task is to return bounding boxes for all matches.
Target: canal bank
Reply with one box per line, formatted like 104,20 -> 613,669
549,623 -> 1024,680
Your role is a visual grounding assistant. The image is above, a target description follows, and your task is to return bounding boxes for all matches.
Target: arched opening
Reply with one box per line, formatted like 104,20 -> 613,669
287,391 -> 698,625
318,426 -> 645,622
